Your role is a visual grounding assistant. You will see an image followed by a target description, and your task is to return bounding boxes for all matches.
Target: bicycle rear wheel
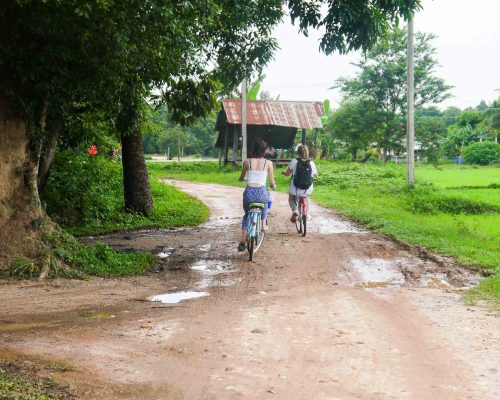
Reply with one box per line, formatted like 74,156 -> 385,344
301,215 -> 307,237
248,236 -> 254,261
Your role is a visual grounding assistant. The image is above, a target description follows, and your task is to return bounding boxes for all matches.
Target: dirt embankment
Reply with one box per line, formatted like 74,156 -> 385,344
0,181 -> 498,399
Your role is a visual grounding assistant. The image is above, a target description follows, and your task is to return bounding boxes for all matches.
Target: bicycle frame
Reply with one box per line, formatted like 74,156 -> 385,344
246,206 -> 266,261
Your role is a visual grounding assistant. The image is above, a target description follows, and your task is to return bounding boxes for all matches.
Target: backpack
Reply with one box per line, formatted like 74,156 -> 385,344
293,159 -> 313,190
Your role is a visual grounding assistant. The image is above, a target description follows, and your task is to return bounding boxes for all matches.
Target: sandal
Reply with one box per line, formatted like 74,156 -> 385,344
237,242 -> 246,252
290,211 -> 298,223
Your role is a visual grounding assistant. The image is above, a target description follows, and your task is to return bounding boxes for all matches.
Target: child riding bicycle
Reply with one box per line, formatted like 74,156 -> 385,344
282,144 -> 318,223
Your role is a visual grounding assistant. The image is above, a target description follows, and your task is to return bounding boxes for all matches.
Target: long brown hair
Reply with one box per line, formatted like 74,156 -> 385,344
251,138 -> 266,158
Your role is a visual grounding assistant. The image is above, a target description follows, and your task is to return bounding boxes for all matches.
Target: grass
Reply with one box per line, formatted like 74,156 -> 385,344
3,230 -> 156,279
0,366 -> 71,400
416,164 -> 500,187
67,176 -> 209,236
149,161 -> 500,302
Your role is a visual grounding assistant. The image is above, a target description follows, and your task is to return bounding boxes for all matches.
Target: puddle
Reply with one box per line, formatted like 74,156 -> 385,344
191,259 -> 237,289
198,244 -> 211,252
157,247 -> 174,259
149,291 -> 209,304
312,212 -> 366,234
351,258 -> 405,287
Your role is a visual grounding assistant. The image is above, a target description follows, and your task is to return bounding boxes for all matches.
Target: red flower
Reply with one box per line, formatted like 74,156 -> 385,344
88,145 -> 97,156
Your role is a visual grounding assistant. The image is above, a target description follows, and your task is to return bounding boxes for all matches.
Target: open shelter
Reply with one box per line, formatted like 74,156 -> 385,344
215,99 -> 325,165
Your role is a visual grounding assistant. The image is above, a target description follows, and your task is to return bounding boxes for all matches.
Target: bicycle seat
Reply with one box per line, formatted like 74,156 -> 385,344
249,202 -> 266,209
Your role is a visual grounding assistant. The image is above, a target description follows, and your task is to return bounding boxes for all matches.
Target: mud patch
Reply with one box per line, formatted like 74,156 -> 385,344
149,291 -> 209,304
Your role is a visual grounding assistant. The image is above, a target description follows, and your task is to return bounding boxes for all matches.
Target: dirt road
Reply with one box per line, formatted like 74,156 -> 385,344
1,182 -> 499,399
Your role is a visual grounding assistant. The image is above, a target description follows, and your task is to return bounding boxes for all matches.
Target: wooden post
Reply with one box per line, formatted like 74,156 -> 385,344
313,128 -> 319,159
177,135 -> 181,162
407,16 -> 415,187
232,125 -> 238,170
241,78 -> 248,160
301,128 -> 306,145
223,125 -> 229,165
218,147 -> 222,167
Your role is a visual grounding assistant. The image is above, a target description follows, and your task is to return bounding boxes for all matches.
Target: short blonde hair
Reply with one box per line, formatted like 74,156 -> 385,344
297,145 -> 309,159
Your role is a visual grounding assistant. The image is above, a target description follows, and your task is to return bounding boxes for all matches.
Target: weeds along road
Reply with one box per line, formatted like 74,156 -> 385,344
0,182 -> 499,399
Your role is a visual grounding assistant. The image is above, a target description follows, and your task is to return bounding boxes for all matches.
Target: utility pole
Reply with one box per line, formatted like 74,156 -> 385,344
241,78 -> 248,160
407,16 -> 415,187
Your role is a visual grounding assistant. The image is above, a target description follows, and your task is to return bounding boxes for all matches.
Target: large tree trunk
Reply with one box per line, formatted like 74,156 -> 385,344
0,97 -> 51,267
38,116 -> 61,193
120,125 -> 154,215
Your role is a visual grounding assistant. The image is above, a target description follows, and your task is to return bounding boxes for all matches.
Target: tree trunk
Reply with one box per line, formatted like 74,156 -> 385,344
0,97 -> 52,267
38,116 -> 61,193
351,148 -> 358,161
120,125 -> 154,215
177,136 -> 181,162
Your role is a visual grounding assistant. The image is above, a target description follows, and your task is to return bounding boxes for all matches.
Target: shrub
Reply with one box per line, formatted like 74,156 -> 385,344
463,141 -> 500,165
43,149 -> 123,225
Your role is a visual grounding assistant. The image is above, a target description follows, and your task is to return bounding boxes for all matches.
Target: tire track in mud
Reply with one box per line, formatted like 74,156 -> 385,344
0,181 -> 498,400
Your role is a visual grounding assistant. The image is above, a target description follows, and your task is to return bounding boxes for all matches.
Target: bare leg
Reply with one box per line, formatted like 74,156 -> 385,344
288,194 -> 299,222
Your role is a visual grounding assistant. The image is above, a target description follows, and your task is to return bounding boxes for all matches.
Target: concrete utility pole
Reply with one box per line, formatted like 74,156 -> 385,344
406,16 -> 415,187
241,78 -> 248,160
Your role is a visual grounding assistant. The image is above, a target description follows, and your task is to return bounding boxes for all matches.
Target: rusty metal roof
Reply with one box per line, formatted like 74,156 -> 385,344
221,99 -> 325,129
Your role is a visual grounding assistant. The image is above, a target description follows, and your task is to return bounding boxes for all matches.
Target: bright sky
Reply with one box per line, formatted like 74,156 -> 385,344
260,0 -> 500,110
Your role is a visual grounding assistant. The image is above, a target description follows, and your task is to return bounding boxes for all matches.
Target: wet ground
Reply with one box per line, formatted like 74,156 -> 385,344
0,181 -> 499,399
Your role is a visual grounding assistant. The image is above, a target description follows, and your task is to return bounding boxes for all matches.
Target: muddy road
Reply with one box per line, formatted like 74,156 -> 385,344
1,181 -> 499,399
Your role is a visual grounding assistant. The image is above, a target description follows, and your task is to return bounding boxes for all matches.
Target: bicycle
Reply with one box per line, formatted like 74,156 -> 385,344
246,202 -> 266,261
294,195 -> 308,237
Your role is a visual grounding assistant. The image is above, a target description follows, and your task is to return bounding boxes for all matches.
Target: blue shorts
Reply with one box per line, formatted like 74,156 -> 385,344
242,186 -> 269,229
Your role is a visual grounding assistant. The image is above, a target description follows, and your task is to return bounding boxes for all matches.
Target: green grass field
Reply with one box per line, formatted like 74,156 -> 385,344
416,164 -> 500,187
148,161 -> 500,304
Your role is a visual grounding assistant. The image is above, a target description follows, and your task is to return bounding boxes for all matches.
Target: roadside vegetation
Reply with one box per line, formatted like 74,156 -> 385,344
0,361 -> 75,400
149,161 -> 500,302
44,149 -> 208,236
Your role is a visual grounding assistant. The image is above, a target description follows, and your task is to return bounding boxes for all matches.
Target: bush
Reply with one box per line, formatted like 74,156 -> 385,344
463,141 -> 500,165
43,149 -> 123,225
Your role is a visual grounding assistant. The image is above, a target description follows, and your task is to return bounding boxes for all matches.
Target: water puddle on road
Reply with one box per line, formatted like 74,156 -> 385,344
191,259 -> 237,289
148,259 -> 239,304
148,291 -> 209,304
312,212 -> 366,234
351,258 -> 405,287
157,247 -> 174,259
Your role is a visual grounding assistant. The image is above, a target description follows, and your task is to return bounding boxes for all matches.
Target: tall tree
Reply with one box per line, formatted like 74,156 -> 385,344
334,26 -> 451,161
325,100 -> 381,160
0,0 -> 422,264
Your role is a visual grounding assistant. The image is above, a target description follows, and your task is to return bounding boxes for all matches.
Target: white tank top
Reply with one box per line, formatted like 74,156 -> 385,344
247,159 -> 267,187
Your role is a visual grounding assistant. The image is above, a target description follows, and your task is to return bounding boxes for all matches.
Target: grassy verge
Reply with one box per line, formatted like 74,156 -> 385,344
3,229 -> 156,279
66,177 -> 209,236
0,360 -> 75,400
148,161 -> 500,302
44,150 -> 209,237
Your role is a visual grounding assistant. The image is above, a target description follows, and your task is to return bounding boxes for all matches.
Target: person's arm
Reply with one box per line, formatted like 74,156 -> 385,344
282,160 -> 294,176
239,159 -> 248,181
268,161 -> 276,189
311,161 -> 319,177
282,167 -> 293,176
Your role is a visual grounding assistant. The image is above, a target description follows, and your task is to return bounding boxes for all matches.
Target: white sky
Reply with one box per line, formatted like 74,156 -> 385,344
260,0 -> 500,110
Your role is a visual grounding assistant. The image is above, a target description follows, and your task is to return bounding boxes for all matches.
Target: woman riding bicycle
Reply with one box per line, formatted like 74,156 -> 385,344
238,138 -> 276,252
282,144 -> 318,223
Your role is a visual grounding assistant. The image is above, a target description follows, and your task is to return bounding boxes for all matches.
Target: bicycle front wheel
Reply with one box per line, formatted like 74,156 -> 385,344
295,213 -> 302,233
